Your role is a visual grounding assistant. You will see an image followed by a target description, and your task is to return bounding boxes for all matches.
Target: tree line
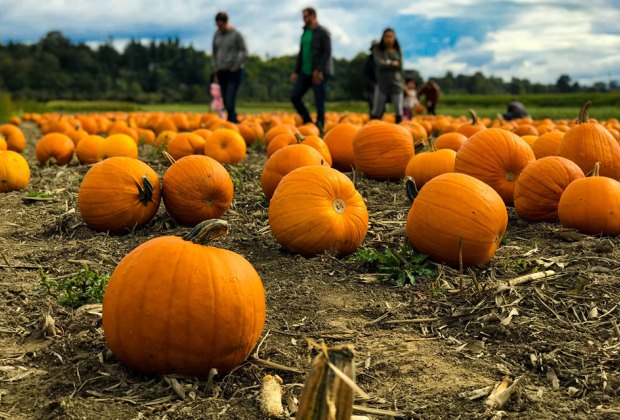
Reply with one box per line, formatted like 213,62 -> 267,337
0,31 -> 616,104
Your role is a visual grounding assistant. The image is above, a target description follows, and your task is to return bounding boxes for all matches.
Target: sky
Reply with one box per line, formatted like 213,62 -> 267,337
1,0 -> 619,86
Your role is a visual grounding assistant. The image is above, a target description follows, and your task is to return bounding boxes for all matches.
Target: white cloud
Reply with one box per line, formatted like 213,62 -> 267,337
1,0 -> 619,85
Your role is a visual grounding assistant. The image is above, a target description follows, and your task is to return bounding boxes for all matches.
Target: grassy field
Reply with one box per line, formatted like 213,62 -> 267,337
6,92 -> 620,120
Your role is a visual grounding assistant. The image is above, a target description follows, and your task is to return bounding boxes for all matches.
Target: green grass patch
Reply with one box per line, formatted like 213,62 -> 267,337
38,266 -> 110,308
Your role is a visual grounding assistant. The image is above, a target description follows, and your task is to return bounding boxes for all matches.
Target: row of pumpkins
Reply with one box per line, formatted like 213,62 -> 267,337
1,102 -> 620,379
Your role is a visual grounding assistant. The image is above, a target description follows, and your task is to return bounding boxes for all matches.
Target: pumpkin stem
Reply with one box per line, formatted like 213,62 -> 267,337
578,101 -> 592,124
182,219 -> 229,244
294,132 -> 306,144
468,109 -> 478,125
590,162 -> 601,177
404,176 -> 419,205
162,151 -> 176,165
137,175 -> 154,206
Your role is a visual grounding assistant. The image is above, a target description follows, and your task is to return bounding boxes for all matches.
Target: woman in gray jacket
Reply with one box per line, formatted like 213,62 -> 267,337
371,28 -> 405,123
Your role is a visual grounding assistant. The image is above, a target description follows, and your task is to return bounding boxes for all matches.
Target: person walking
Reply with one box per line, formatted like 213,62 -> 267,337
370,28 -> 405,123
212,11 -> 248,123
362,40 -> 379,117
417,79 -> 441,115
290,7 -> 333,134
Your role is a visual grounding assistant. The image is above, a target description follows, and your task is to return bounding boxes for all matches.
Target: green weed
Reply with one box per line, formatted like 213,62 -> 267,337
350,242 -> 436,286
38,266 -> 110,308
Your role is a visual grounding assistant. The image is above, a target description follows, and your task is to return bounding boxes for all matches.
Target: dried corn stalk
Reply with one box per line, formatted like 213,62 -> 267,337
296,343 -> 363,420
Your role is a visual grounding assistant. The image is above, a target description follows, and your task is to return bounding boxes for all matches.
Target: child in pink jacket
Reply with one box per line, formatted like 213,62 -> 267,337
210,75 -> 225,118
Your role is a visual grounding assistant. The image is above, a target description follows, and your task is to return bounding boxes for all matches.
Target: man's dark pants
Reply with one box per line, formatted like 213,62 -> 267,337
217,69 -> 243,123
290,73 -> 327,132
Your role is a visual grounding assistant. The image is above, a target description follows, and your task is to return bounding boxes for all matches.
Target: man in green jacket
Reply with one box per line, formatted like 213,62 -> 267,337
290,7 -> 333,135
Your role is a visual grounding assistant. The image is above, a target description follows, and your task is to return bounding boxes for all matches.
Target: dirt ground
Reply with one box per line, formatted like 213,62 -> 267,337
1,122 -> 619,419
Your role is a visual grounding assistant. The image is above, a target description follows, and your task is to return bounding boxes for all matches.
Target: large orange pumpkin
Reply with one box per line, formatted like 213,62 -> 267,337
0,151 -> 30,192
455,128 -> 535,205
35,133 -> 75,165
558,101 -> 620,179
406,173 -> 508,267
297,133 -> 332,166
100,134 -> 139,159
558,164 -> 620,236
78,157 -> 161,233
323,123 -> 360,171
204,129 -> 246,164
262,144 -> 328,199
434,132 -> 468,152
76,135 -> 104,164
531,132 -> 563,159
166,132 -> 206,161
238,121 -> 265,145
102,219 -> 265,376
268,165 -> 368,256
405,149 -> 456,189
0,124 -> 26,152
514,156 -> 584,222
163,155 -> 233,226
352,122 -> 414,180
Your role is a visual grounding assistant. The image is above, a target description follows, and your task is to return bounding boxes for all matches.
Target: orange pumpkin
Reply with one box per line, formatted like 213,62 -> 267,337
78,157 -> 161,233
0,135 -> 7,151
102,219 -> 265,376
265,124 -> 298,145
455,128 -> 535,205
531,132 -> 563,159
163,155 -> 233,226
100,134 -> 139,159
297,133 -> 332,166
405,149 -> 456,189
76,135 -> 104,164
558,101 -> 620,179
323,123 -> 360,171
262,144 -> 328,199
268,165 -> 368,256
155,130 -> 177,148
0,151 -> 30,192
406,173 -> 508,267
352,122 -> 414,180
558,164 -> 620,235
204,129 -> 246,164
238,121 -> 265,145
399,120 -> 428,148
514,156 -> 584,222
166,133 -> 206,161
434,132 -> 468,152
456,110 -> 486,138
0,124 -> 26,152
266,132 -> 298,158
35,133 -> 75,165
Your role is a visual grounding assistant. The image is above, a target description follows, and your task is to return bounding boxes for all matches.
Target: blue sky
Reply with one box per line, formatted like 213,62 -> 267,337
1,0 -> 619,85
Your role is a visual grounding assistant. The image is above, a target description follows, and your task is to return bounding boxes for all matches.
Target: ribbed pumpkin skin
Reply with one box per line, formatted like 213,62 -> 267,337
78,157 -> 161,233
0,151 -> 30,192
558,177 -> 620,236
558,119 -> 620,179
455,128 -> 535,205
0,124 -> 26,152
262,144 -> 328,199
268,166 -> 368,256
405,149 -> 456,189
514,156 -> 584,222
163,155 -> 233,226
406,173 -> 508,267
531,132 -> 563,159
102,236 -> 266,376
167,133 -> 206,161
323,123 -> 360,171
0,137 -> 7,151
353,123 -> 414,180
35,133 -> 75,165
